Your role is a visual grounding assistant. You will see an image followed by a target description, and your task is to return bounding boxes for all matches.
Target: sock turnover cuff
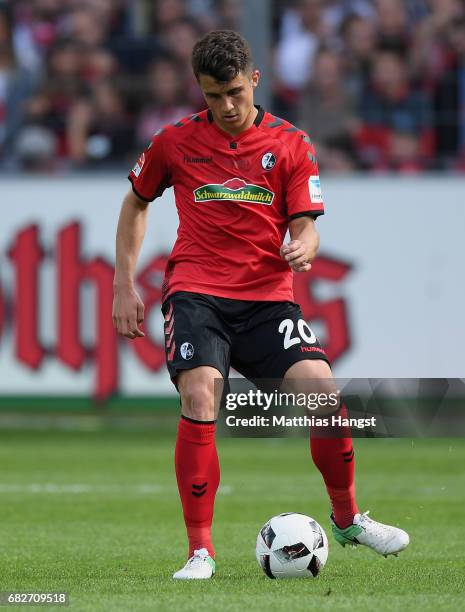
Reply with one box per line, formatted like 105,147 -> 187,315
178,415 -> 216,444
181,414 -> 216,425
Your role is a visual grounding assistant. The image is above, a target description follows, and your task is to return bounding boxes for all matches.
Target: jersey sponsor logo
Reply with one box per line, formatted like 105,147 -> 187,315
308,175 -> 323,204
193,178 -> 275,205
180,342 -> 194,360
262,152 -> 276,170
132,152 -> 145,177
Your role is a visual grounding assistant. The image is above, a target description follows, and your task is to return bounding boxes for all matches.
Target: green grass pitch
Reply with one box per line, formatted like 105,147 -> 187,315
0,429 -> 464,611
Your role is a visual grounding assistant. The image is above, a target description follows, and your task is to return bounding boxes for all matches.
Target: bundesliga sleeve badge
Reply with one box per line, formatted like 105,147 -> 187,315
308,175 -> 323,204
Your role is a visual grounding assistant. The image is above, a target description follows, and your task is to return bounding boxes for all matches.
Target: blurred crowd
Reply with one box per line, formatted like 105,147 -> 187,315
1,0 -> 465,173
275,0 -> 465,172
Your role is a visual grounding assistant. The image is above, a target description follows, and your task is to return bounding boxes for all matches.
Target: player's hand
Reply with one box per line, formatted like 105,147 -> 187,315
280,240 -> 312,273
112,285 -> 145,339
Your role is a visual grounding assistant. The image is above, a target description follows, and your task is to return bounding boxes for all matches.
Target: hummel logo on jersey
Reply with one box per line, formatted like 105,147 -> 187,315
194,178 -> 275,205
262,152 -> 276,170
183,155 -> 212,164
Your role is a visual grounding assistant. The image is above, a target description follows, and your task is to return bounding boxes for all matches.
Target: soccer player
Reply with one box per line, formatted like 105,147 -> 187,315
112,30 -> 409,579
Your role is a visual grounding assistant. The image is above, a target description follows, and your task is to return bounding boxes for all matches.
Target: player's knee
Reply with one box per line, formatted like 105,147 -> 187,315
179,378 -> 215,421
283,359 -> 340,416
284,359 -> 332,380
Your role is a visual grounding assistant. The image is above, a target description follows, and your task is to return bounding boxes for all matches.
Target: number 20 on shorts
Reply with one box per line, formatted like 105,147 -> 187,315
278,319 -> 317,350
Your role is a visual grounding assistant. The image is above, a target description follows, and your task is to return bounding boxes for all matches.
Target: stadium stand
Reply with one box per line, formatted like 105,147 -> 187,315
1,0 -> 464,172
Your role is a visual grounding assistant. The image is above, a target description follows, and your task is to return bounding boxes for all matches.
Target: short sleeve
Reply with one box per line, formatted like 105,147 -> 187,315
285,134 -> 324,219
128,129 -> 172,202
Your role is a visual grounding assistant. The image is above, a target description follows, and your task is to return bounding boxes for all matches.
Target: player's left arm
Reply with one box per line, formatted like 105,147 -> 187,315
281,216 -> 320,273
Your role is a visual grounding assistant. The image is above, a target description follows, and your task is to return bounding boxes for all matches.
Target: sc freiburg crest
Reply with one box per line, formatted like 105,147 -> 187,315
262,152 -> 276,170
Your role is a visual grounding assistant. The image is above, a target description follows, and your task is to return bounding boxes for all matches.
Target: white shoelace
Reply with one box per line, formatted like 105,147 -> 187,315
356,511 -> 395,540
186,548 -> 209,567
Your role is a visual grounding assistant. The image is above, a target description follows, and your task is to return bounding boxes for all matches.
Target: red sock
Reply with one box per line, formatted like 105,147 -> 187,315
175,416 -> 220,559
310,405 -> 359,528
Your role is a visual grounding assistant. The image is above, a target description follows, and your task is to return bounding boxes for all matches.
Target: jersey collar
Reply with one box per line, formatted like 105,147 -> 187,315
207,105 -> 265,140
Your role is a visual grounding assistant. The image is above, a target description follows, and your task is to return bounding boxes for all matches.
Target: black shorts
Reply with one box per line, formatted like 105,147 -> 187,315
162,291 -> 330,386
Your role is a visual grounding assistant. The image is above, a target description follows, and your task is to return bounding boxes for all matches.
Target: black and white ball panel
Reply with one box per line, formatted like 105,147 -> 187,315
256,513 -> 329,579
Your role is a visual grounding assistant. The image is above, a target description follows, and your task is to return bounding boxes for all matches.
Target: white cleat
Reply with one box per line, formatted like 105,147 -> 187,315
331,511 -> 410,557
172,548 -> 216,580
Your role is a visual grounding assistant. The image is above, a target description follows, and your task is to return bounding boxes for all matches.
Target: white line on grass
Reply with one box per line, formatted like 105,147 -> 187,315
0,483 -> 233,495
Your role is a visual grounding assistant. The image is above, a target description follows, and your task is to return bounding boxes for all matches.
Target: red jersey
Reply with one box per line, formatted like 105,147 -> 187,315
128,106 -> 324,302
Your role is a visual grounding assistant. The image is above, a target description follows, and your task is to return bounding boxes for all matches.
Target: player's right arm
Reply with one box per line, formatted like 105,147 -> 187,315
113,127 -> 172,339
112,190 -> 149,339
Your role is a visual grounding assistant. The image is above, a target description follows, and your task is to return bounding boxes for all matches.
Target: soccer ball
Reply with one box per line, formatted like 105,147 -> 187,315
256,512 -> 328,579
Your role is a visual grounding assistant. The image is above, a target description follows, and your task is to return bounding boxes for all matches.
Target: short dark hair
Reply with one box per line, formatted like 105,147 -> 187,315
191,30 -> 252,82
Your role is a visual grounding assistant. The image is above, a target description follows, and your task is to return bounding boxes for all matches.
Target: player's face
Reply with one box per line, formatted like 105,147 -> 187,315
198,70 -> 260,135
